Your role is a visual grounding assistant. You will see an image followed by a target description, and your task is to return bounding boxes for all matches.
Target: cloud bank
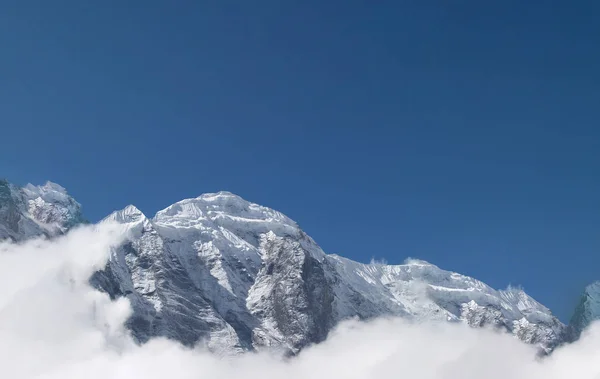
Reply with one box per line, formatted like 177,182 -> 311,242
1,224 -> 599,379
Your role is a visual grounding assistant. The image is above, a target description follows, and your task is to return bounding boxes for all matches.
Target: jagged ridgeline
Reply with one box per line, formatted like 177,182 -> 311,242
0,180 -> 582,355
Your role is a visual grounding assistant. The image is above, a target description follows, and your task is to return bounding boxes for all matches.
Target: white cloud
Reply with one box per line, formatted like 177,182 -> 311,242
1,224 -> 599,379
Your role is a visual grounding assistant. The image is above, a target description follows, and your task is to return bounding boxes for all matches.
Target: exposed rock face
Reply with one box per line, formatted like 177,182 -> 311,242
247,232 -> 335,351
0,180 -> 567,354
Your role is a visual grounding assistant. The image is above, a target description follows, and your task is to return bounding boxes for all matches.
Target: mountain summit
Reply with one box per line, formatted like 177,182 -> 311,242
0,181 -> 567,354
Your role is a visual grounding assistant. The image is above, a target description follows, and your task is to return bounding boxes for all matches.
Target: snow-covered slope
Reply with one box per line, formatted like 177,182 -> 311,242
90,190 -> 565,354
0,180 -> 84,242
565,282 -> 600,342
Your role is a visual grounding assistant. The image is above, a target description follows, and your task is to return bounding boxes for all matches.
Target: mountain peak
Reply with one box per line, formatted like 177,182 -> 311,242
24,181 -> 68,195
1,180 -> 84,241
564,281 -> 600,342
197,190 -> 240,200
43,181 -> 68,194
23,181 -> 80,208
154,191 -> 297,230
103,205 -> 147,224
403,258 -> 435,266
584,281 -> 600,294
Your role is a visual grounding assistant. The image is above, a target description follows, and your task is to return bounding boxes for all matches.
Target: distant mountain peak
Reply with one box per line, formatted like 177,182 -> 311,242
565,281 -> 600,342
0,180 -> 84,241
25,180 -> 68,195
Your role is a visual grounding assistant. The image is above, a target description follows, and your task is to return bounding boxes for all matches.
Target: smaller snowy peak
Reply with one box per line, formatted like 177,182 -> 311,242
24,181 -> 68,195
0,180 -> 85,240
584,282 -> 600,299
574,282 -> 600,321
23,181 -> 74,207
101,205 -> 152,239
22,181 -> 84,229
103,205 -> 147,224
45,181 -> 68,193
498,286 -> 550,314
566,281 -> 600,342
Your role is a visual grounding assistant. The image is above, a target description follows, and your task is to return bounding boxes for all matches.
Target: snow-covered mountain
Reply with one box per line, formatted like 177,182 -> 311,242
91,191 -> 565,354
564,282 -> 600,342
0,180 -> 567,354
0,179 -> 85,241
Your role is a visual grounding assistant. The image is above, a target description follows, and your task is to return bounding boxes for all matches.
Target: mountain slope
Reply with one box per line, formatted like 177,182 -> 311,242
0,180 -> 84,242
564,282 -> 600,342
91,191 -> 565,354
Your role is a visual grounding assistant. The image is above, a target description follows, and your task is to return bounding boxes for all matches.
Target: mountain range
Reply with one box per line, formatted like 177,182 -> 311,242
0,179 -> 596,354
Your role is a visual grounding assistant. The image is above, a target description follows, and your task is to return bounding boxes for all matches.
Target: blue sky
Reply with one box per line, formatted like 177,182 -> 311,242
1,1 -> 599,321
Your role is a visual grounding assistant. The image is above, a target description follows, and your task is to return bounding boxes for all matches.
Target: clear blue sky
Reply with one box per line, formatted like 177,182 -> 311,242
1,1 -> 598,321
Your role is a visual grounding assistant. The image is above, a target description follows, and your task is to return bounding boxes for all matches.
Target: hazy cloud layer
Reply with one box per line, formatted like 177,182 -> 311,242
1,225 -> 599,379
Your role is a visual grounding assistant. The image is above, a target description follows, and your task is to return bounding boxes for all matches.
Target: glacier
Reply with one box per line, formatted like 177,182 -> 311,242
0,180 -> 572,354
